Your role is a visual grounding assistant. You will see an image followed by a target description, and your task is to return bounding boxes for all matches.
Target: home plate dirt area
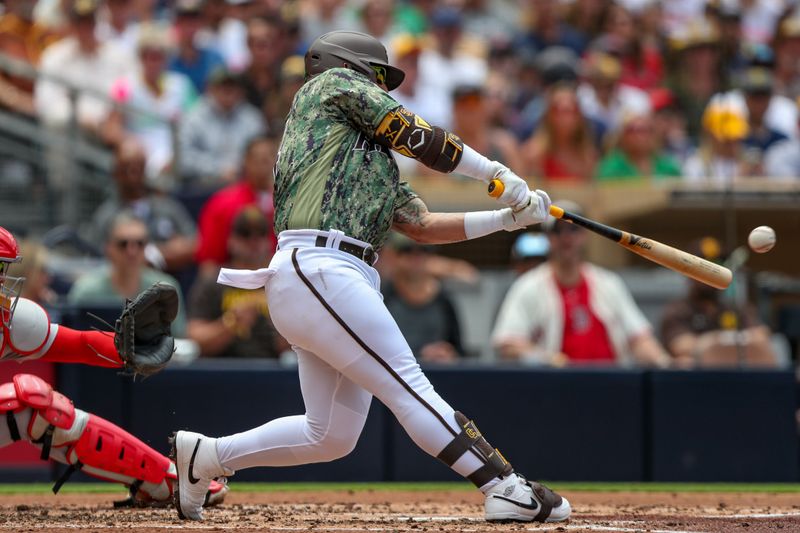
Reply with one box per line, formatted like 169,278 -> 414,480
0,489 -> 799,532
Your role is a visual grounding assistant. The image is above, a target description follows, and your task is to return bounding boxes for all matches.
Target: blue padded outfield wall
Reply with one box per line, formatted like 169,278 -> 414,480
7,361 -> 799,483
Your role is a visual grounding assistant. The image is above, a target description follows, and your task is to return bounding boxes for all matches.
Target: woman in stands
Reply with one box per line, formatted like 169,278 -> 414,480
522,84 -> 598,181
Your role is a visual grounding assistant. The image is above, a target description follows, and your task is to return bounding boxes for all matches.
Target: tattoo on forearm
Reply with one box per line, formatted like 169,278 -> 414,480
393,197 -> 429,227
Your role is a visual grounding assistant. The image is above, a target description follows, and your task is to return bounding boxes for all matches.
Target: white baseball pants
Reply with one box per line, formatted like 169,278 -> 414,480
215,230 -> 490,485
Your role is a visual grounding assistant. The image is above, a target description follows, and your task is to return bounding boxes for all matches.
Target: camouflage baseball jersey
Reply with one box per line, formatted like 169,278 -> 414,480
274,67 -> 418,250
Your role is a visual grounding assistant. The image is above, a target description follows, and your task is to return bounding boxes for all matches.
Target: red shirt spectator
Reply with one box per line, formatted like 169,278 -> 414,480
195,135 -> 278,276
493,200 -> 670,368
522,85 -> 597,181
598,4 -> 665,92
557,274 -> 615,362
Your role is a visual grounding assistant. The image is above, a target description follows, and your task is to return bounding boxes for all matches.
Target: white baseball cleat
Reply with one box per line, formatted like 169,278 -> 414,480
171,431 -> 231,520
485,473 -> 571,522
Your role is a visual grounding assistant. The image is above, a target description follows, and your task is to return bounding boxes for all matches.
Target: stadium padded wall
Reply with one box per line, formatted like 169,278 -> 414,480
7,362 -> 796,483
648,371 -> 798,482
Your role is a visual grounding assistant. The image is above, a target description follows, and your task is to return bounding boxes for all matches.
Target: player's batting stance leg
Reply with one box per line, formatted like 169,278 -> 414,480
173,31 -> 569,523
175,236 -> 568,523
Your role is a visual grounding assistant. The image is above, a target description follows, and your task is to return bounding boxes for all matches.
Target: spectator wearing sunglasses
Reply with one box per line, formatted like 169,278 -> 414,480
382,233 -> 465,363
492,200 -> 670,368
67,210 -> 187,335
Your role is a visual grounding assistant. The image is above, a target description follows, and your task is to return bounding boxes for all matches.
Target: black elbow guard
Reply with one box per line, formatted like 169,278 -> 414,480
375,107 -> 464,172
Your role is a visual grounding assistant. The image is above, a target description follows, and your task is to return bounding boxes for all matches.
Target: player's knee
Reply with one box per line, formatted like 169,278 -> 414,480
314,433 -> 359,462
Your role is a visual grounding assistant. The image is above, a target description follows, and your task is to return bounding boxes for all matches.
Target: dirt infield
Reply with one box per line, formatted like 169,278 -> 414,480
1,489 -> 799,532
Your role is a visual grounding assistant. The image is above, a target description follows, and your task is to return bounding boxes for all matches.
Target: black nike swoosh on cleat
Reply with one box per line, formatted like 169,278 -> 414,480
491,494 -> 539,511
187,439 -> 202,484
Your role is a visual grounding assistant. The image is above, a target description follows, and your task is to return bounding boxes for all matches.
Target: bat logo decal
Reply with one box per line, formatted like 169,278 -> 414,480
629,235 -> 653,250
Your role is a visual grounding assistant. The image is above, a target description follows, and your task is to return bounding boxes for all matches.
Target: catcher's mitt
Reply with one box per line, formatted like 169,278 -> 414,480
114,282 -> 179,377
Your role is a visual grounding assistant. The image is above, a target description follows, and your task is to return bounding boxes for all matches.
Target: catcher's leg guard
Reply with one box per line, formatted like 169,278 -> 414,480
0,374 -> 174,502
64,413 -> 176,502
436,411 -> 513,488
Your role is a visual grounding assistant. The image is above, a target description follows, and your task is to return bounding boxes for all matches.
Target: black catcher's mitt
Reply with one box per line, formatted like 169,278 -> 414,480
114,282 -> 179,377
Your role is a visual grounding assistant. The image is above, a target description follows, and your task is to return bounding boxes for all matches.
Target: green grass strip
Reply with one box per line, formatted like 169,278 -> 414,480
551,482 -> 800,493
0,483 -> 128,495
1,481 -> 799,495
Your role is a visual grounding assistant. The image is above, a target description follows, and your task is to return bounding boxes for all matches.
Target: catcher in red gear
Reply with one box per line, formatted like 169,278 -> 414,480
0,227 -> 227,506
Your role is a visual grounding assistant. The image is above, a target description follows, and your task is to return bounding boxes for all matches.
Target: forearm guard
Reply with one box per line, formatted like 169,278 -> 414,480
375,107 -> 464,172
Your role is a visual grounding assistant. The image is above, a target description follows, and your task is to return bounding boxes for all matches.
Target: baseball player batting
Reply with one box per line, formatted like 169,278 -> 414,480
172,31 -> 570,524
0,227 -> 227,507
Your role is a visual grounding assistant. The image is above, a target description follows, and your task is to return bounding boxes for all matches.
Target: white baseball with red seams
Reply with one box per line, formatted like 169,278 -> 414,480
747,226 -> 776,254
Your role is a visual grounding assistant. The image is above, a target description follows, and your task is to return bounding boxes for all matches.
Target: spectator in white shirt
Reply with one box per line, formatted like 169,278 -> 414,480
35,0 -> 134,134
95,0 -> 140,53
765,96 -> 800,179
416,7 -> 488,129
196,0 -> 249,71
104,22 -> 196,182
492,200 -> 670,368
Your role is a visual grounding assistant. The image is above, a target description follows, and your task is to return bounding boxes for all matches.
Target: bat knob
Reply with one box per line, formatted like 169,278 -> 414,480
488,179 -> 504,198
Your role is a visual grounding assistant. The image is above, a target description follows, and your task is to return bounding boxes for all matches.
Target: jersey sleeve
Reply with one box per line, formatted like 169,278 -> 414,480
322,68 -> 401,136
393,181 -> 419,212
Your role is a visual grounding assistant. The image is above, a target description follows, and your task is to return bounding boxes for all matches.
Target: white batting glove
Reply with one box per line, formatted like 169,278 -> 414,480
491,165 -> 529,209
501,189 -> 551,230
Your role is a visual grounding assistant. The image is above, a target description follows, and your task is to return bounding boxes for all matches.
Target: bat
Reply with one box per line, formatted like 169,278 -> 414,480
487,179 -> 732,290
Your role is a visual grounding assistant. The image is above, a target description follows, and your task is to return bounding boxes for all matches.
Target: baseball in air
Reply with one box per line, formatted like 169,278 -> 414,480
747,226 -> 776,253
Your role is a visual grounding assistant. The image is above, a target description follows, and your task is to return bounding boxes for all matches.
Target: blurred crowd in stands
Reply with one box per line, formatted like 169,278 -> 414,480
3,0 -> 800,183
0,0 -> 799,368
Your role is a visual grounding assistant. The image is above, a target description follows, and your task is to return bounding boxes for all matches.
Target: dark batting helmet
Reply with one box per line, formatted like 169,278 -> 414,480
305,31 -> 405,91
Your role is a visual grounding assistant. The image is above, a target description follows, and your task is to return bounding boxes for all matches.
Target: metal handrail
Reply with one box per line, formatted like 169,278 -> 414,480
0,51 -> 176,126
0,50 -> 181,178
0,50 -> 181,229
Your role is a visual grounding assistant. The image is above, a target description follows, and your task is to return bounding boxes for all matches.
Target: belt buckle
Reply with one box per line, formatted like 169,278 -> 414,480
361,246 -> 375,265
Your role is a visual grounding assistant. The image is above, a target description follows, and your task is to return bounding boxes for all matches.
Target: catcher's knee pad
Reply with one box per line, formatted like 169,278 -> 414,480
0,374 -> 77,459
437,411 -> 513,488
